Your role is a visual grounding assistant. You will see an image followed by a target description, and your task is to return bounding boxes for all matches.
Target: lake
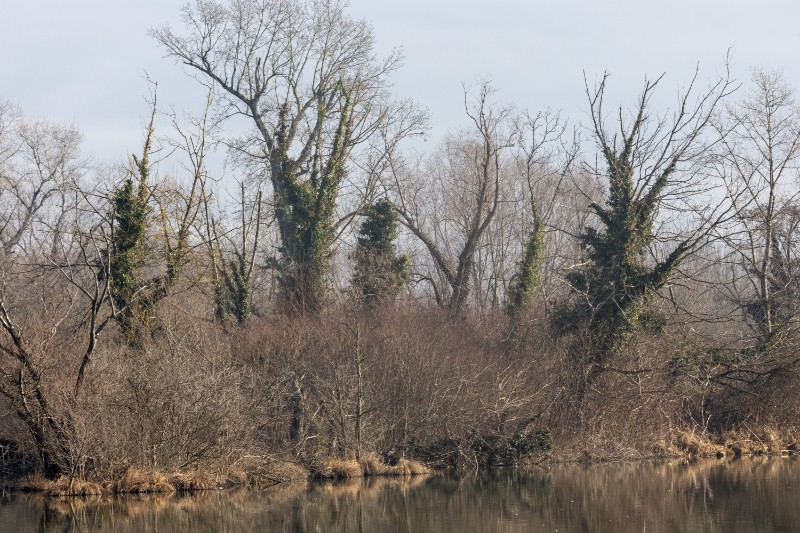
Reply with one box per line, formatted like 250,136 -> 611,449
1,458 -> 798,532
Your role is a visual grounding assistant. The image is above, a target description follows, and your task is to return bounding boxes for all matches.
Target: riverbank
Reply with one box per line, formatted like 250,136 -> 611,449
546,426 -> 800,464
5,458 -> 800,532
3,308 -> 800,494
10,453 -> 431,496
8,426 -> 800,497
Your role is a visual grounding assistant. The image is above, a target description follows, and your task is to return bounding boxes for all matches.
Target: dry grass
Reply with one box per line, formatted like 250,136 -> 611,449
261,460 -> 310,482
314,453 -> 431,479
402,458 -> 431,475
357,453 -> 383,476
381,458 -> 431,476
314,458 -> 363,479
109,468 -> 175,494
655,429 -> 726,458
15,461 -> 311,496
17,474 -> 103,496
230,457 -> 310,488
655,426 -> 800,459
720,427 -> 800,456
16,474 -> 54,493
168,471 -> 217,491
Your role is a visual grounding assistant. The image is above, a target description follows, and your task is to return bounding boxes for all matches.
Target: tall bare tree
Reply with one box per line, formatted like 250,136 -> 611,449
153,0 -> 420,314
506,110 -> 579,318
0,111 -> 116,477
716,68 -> 800,348
0,101 -> 83,258
392,82 -> 517,312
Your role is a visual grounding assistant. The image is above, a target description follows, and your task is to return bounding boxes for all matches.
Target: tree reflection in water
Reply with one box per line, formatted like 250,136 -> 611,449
1,459 -> 798,532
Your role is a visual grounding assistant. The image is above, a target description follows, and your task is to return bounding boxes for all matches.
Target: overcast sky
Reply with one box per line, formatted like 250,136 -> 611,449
2,0 -> 799,164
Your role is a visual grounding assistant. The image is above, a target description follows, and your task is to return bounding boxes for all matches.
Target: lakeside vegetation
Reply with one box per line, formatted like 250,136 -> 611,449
8,460 -> 800,532
2,0 -> 800,493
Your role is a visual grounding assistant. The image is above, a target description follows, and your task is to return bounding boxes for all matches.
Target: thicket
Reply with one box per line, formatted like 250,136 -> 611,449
2,0 -> 800,487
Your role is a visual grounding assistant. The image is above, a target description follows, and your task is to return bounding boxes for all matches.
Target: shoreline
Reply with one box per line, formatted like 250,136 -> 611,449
6,435 -> 800,497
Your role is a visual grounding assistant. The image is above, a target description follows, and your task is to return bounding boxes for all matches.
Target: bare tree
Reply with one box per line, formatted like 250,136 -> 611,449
505,110 -> 579,318
715,68 -> 800,348
392,82 -> 517,312
0,204 -> 119,477
153,0 -> 422,314
0,102 -> 83,258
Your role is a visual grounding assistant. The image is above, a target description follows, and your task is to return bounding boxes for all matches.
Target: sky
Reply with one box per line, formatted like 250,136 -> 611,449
1,0 -> 799,164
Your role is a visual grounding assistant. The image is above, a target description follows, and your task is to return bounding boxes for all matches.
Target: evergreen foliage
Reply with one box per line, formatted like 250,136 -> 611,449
560,76 -> 719,367
274,91 -> 355,314
563,142 -> 681,362
108,106 -> 198,343
110,153 -> 150,344
215,252 -> 252,324
352,199 -> 409,306
506,205 -> 544,317
152,1 -> 414,315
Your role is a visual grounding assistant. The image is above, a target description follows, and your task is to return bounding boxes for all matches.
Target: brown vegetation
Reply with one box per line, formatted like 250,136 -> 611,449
17,474 -> 103,497
312,452 -> 431,479
4,301 -> 800,492
2,0 -> 800,496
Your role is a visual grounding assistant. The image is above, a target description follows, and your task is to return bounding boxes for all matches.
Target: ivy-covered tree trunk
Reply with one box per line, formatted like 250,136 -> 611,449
352,199 -> 409,307
110,148 -> 150,346
272,96 -> 354,314
561,73 -> 731,385
154,0 -> 420,315
215,253 -> 252,324
109,101 -> 201,343
506,202 -> 544,318
207,184 -> 261,325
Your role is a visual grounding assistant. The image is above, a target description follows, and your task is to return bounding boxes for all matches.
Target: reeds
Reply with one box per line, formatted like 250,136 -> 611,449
17,474 -> 103,496
313,453 -> 431,479
655,426 -> 800,459
18,468 -> 226,496
168,471 -> 217,491
314,458 -> 363,479
109,469 -> 175,493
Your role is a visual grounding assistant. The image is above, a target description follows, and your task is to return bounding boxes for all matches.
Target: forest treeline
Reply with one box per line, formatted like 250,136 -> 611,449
2,0 -> 800,486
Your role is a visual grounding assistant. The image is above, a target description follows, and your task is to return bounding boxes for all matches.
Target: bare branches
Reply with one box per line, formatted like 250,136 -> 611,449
714,68 -> 800,347
0,102 -> 84,257
389,81 -> 517,311
562,68 -> 736,382
153,0 -> 417,314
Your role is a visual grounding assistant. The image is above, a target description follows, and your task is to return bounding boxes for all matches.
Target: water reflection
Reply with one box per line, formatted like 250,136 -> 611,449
1,458 -> 798,532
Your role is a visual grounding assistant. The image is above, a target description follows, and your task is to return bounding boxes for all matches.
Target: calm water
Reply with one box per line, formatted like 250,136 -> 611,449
1,459 -> 799,532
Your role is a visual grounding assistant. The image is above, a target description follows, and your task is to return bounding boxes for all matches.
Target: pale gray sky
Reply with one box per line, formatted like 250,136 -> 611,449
2,0 -> 799,162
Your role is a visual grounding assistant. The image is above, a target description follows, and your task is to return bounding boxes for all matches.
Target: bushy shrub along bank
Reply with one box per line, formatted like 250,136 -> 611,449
3,305 -> 800,492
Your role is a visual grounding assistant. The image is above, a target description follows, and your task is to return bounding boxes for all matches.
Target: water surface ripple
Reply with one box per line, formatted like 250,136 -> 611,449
1,458 -> 797,532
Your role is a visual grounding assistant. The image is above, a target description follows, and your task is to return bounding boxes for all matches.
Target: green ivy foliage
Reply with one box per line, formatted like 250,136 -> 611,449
110,155 -> 150,344
562,136 -> 684,364
352,199 -> 409,306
